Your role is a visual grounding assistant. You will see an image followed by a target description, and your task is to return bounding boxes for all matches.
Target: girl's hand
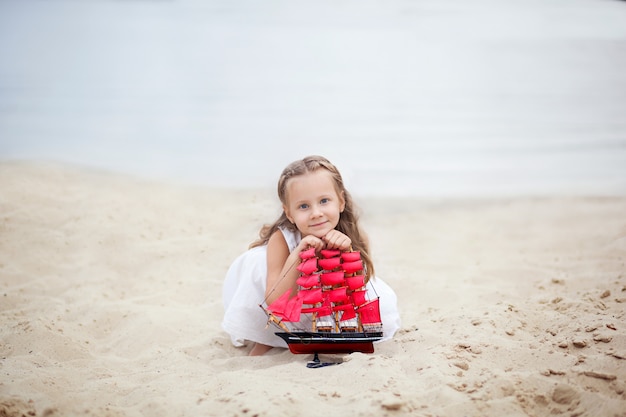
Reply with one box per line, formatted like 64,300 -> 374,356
297,234 -> 325,254
322,230 -> 352,251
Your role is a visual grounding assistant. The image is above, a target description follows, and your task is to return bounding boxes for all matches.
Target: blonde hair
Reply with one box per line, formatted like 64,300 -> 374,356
250,155 -> 375,281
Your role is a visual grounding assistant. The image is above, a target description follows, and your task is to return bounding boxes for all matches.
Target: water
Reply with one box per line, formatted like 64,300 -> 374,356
1,0 -> 625,197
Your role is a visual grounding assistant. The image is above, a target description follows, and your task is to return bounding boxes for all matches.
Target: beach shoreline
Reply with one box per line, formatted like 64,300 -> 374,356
1,161 -> 625,417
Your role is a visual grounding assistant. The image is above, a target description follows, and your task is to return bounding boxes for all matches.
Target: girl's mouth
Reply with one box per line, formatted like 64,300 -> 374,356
310,221 -> 327,228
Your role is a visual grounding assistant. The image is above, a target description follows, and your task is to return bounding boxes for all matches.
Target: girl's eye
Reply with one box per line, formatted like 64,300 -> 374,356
320,198 -> 329,204
298,204 -> 309,210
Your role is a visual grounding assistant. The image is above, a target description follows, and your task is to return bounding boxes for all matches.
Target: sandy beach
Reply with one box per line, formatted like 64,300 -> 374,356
2,0 -> 626,414
1,161 -> 624,416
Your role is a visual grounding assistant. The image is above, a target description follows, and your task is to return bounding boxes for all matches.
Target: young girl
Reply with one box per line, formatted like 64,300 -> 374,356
221,155 -> 400,356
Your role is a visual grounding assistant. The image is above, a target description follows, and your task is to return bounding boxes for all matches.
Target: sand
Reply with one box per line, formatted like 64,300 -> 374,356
1,161 -> 625,417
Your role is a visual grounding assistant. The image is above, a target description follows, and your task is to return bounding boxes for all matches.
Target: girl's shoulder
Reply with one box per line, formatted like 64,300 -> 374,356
277,225 -> 301,253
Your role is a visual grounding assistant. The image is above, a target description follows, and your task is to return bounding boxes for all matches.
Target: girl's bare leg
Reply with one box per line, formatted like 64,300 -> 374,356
249,343 -> 273,356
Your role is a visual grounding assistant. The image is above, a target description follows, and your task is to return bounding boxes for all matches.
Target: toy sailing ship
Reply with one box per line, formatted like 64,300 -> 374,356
261,247 -> 383,356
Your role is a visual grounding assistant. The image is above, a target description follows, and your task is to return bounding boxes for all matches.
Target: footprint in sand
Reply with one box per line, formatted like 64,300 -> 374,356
552,384 -> 580,405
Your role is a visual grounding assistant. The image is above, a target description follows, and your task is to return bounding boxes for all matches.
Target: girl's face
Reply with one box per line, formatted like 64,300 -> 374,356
283,169 -> 345,239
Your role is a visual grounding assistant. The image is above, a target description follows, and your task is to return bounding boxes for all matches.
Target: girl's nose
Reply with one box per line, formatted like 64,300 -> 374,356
311,204 -> 323,217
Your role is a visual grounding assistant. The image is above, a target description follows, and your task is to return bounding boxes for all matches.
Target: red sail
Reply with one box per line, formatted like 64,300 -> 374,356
342,260 -> 363,274
351,289 -> 368,306
266,290 -> 303,322
358,299 -> 381,325
297,258 -> 318,275
296,274 -> 320,288
320,249 -> 341,258
328,287 -> 349,303
332,303 -> 354,312
301,306 -> 333,316
339,306 -> 357,321
320,271 -> 344,286
266,289 -> 292,319
345,275 -> 365,290
282,293 -> 304,322
299,247 -> 316,259
302,299 -> 332,317
333,303 -> 357,322
318,257 -> 341,270
341,251 -> 361,262
301,288 -> 323,304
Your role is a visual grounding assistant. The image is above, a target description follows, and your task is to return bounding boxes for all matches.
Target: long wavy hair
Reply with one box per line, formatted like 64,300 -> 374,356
250,155 -> 375,281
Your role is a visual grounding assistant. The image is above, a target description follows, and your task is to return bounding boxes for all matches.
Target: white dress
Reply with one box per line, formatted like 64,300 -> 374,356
221,227 -> 401,348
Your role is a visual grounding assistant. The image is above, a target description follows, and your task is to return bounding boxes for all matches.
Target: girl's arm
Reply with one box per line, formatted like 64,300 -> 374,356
265,230 -> 325,305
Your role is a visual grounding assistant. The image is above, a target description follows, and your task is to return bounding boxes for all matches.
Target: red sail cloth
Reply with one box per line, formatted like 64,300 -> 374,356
341,252 -> 361,262
266,288 -> 292,317
332,303 -> 354,312
345,275 -> 365,290
333,303 -> 357,321
320,271 -> 345,286
296,274 -> 320,288
358,299 -> 382,325
340,307 -> 357,321
320,249 -> 341,258
351,290 -> 368,306
342,260 -> 363,274
301,288 -> 323,304
328,287 -> 349,303
299,247 -> 316,259
297,258 -> 318,275
318,257 -> 341,270
267,289 -> 302,322
275,249 -> 382,330
283,293 -> 304,322
301,305 -> 332,317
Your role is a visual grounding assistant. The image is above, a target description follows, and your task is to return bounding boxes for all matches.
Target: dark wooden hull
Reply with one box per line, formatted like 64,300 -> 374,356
275,331 -> 383,354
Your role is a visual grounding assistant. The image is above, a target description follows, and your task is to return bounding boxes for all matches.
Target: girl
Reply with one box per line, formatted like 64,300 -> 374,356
221,155 -> 400,356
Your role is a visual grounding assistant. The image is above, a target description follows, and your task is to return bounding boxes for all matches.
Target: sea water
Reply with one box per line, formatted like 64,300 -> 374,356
1,0 -> 625,197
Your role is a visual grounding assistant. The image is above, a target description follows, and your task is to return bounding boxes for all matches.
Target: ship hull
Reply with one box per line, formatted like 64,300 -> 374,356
275,331 -> 383,354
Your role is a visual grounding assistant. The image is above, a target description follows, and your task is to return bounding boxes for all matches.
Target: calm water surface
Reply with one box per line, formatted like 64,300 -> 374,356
1,0 -> 625,197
